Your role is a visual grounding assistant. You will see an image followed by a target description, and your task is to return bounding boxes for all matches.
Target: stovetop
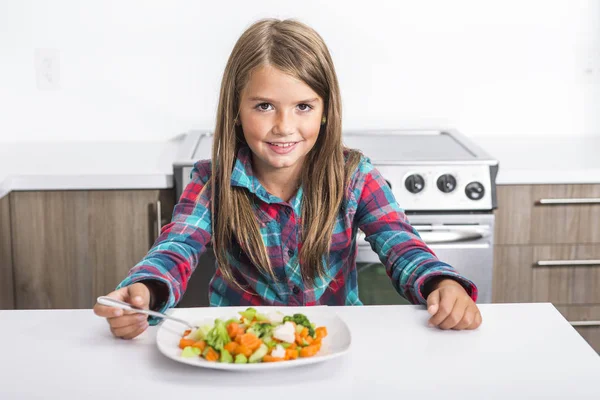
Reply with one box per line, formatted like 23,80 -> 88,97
342,129 -> 497,164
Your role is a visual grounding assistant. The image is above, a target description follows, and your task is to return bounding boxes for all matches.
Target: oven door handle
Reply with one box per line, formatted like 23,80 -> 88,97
417,230 -> 483,244
413,225 -> 489,244
357,225 -> 490,245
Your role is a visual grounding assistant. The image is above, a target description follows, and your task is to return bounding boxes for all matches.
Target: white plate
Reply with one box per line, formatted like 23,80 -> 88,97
156,306 -> 351,370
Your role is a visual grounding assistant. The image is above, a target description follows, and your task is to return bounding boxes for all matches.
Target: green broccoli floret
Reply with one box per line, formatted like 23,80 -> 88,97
205,319 -> 231,351
250,322 -> 274,338
283,313 -> 315,337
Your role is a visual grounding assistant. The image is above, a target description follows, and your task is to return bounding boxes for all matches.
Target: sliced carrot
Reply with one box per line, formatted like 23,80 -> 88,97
300,345 -> 319,358
295,333 -> 304,346
263,355 -> 285,362
305,336 -> 314,345
204,347 -> 219,362
235,344 -> 253,357
179,338 -> 195,349
224,341 -> 239,354
315,327 -> 328,340
240,333 -> 262,351
300,327 -> 309,338
183,329 -> 192,337
285,348 -> 298,360
192,340 -> 206,352
227,322 -> 240,339
288,343 -> 297,350
235,333 -> 244,344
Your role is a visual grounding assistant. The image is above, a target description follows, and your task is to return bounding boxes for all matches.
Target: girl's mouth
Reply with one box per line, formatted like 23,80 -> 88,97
267,141 -> 299,154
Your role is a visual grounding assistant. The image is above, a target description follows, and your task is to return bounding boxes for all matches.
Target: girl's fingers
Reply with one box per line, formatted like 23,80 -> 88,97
428,292 -> 457,327
452,304 -> 476,330
467,310 -> 483,330
93,289 -> 128,318
426,289 -> 440,316
108,313 -> 147,329
121,322 -> 149,340
110,320 -> 148,339
438,298 -> 468,330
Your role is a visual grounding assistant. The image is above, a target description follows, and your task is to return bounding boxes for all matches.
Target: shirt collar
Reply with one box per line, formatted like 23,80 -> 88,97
231,146 -> 300,205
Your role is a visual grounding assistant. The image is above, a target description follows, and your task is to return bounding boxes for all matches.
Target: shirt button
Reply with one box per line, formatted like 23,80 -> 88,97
293,287 -> 300,295
287,249 -> 294,257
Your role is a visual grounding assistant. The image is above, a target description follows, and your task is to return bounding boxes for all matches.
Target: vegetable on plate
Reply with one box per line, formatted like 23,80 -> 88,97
178,308 -> 328,364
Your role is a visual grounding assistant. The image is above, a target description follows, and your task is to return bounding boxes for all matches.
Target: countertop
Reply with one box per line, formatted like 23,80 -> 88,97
477,135 -> 600,185
0,135 -> 599,199
0,303 -> 599,399
0,137 -> 184,199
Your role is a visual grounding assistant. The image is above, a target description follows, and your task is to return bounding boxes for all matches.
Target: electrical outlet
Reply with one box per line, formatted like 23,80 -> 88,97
35,48 -> 60,90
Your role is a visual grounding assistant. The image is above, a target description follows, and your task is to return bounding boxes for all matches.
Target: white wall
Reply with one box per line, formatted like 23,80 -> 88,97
1,0 -> 599,142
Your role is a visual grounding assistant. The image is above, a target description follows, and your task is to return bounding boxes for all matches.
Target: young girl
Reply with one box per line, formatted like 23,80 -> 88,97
94,18 -> 482,339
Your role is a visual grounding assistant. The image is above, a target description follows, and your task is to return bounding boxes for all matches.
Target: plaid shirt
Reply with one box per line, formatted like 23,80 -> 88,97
118,147 -> 477,321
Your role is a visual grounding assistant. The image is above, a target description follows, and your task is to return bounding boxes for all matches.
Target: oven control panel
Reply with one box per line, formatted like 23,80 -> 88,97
375,164 -> 494,211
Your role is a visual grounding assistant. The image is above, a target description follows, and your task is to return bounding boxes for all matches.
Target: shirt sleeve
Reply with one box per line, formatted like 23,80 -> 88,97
353,157 -> 478,305
116,161 -> 213,323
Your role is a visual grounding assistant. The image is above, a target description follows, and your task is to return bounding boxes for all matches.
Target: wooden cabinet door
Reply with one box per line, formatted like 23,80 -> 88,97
531,245 -> 600,305
493,244 -> 600,305
495,184 -> 600,245
11,189 -> 175,309
0,195 -> 14,309
89,190 -> 174,303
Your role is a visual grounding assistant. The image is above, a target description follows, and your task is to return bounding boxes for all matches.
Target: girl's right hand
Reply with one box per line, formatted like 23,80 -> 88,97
93,282 -> 151,339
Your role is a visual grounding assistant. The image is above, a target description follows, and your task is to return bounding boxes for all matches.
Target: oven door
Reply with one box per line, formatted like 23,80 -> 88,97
356,213 -> 494,305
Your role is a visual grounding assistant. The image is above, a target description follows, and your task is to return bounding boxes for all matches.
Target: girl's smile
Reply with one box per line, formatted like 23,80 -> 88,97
266,141 -> 300,154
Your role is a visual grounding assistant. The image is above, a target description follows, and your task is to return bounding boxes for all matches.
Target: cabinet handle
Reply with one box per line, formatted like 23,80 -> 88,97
570,321 -> 600,327
536,198 -> 600,205
535,260 -> 600,267
156,200 -> 162,238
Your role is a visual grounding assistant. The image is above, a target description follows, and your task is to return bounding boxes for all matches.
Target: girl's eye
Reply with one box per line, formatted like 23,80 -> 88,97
256,103 -> 273,112
297,103 -> 313,112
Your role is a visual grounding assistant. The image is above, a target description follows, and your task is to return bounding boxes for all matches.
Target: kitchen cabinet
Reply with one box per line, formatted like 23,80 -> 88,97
10,189 -> 175,309
493,184 -> 600,352
495,184 -> 600,245
494,244 -> 600,304
0,195 -> 14,309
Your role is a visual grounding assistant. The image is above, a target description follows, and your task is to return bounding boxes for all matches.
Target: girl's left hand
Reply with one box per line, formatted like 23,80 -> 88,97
426,278 -> 482,330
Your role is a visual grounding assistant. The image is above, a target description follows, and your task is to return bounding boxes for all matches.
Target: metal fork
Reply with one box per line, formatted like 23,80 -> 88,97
96,296 -> 198,330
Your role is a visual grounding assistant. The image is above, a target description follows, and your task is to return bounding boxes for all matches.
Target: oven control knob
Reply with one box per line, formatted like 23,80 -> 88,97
465,181 -> 485,200
437,174 -> 456,193
405,174 -> 425,194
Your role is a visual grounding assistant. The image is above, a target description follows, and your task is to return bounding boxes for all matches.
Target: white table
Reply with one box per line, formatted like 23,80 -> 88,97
1,303 -> 599,399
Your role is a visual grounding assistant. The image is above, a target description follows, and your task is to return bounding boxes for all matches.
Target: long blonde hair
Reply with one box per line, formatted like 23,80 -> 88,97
209,18 -> 361,286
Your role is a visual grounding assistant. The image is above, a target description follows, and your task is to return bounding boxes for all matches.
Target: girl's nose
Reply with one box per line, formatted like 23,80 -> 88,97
273,110 -> 295,136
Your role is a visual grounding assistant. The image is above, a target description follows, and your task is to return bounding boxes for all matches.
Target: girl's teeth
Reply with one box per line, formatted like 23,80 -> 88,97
270,142 -> 295,148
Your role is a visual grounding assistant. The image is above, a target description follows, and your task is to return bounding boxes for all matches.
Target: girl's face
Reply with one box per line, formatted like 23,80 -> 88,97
238,65 -> 324,174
